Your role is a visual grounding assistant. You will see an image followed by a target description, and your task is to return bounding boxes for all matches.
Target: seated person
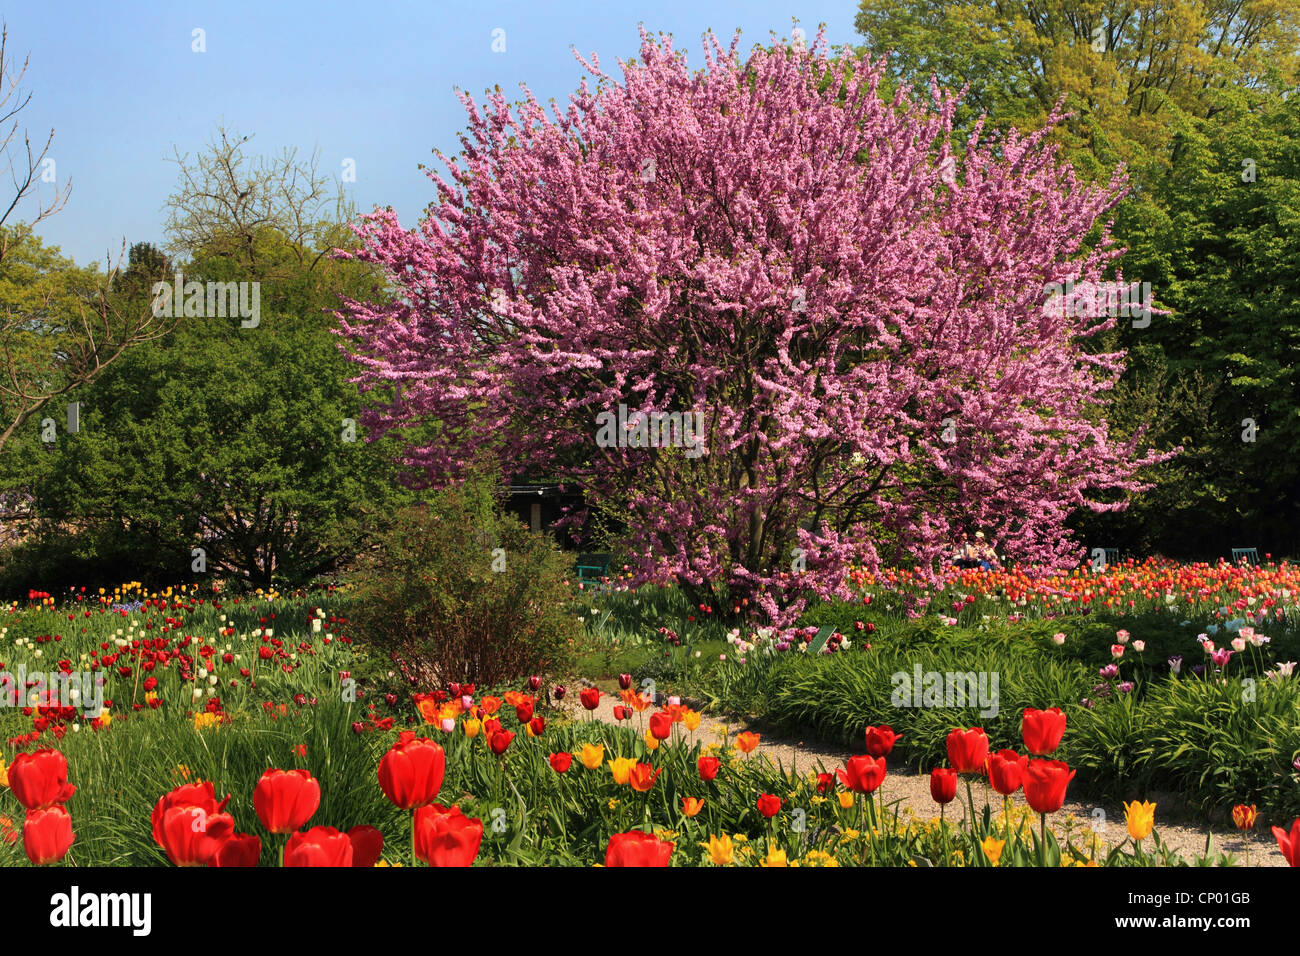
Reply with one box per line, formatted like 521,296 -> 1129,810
953,533 -> 979,569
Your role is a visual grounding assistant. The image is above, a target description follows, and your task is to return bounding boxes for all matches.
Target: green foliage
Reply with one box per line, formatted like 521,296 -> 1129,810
343,480 -> 581,687
0,228 -> 410,591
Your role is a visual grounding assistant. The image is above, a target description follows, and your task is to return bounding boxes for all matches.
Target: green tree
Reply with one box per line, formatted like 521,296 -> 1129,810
7,125 -> 412,589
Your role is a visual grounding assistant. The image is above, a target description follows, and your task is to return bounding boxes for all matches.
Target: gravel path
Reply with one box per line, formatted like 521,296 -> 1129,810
558,686 -> 1287,866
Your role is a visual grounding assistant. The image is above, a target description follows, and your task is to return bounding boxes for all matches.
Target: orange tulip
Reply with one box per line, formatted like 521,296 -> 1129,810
628,763 -> 662,792
682,797 -> 705,817
735,732 -> 760,754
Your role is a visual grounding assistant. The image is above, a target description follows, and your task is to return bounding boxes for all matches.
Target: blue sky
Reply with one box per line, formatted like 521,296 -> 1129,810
5,1 -> 860,268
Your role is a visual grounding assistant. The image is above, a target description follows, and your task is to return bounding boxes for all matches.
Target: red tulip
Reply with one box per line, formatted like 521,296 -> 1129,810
157,805 -> 235,866
151,782 -> 230,850
605,829 -> 674,867
347,825 -> 384,867
757,793 -> 783,818
629,763 -> 662,792
414,804 -> 483,866
613,705 -> 627,721
8,749 -> 76,810
529,716 -> 545,736
283,826 -> 354,867
649,711 -> 673,740
1023,759 -> 1077,814
22,806 -> 75,864
377,731 -> 446,810
1021,707 -> 1067,756
698,755 -> 721,781
253,768 -> 321,834
489,730 -> 515,755
210,833 -> 261,868
815,772 -> 835,794
986,750 -> 1029,796
836,754 -> 887,794
929,767 -> 958,804
580,687 -> 601,710
515,701 -> 534,723
618,673 -> 632,690
864,725 -> 901,758
1272,819 -> 1300,867
946,727 -> 989,774
549,752 -> 573,773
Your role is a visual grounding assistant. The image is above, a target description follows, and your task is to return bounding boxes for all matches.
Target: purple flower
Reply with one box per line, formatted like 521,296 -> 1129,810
1168,655 -> 1182,674
1192,664 -> 1205,677
1099,664 -> 1119,680
1293,756 -> 1300,772
1080,698 -> 1094,709
1211,648 -> 1233,668
1117,681 -> 1134,694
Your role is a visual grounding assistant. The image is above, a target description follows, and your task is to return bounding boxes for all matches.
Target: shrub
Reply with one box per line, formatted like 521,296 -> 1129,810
343,484 -> 580,687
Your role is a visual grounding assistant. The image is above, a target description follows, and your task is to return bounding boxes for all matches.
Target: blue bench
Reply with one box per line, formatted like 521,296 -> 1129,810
576,553 -> 611,586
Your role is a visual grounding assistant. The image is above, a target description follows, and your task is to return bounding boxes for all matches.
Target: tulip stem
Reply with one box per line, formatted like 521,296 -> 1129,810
1039,812 -> 1047,868
940,804 -> 949,867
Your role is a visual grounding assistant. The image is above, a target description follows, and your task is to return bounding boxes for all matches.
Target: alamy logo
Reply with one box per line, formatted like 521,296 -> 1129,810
1042,279 -> 1152,327
151,272 -> 260,328
49,886 -> 151,936
0,666 -> 104,717
595,404 -> 706,459
891,664 -> 1000,717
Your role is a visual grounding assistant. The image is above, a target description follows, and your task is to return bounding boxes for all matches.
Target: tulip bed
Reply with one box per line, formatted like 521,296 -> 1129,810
0,567 -> 1298,866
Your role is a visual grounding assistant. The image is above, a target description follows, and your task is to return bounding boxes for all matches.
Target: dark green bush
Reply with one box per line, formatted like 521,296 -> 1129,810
343,483 -> 580,688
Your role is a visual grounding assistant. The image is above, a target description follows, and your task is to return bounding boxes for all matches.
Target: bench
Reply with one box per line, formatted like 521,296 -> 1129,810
576,553 -> 611,586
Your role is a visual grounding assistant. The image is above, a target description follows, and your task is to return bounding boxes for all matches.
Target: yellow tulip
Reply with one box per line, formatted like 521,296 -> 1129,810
702,833 -> 734,865
463,718 -> 481,738
644,730 -> 660,751
981,836 -> 1006,867
761,847 -> 788,867
683,710 -> 702,732
837,791 -> 855,810
609,756 -> 636,785
579,743 -> 605,770
0,755 -> 8,788
1124,800 -> 1156,842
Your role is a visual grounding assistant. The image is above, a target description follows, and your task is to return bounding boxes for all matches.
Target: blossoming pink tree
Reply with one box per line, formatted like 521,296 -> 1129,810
334,28 -> 1168,623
